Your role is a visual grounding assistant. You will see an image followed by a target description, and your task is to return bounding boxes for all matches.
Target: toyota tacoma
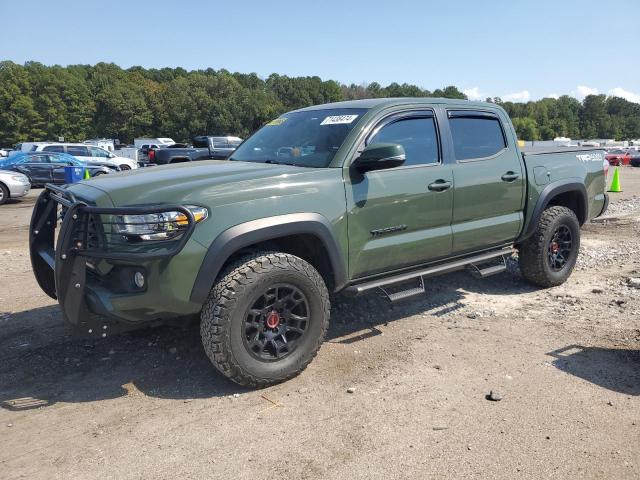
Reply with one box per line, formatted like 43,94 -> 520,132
30,98 -> 608,387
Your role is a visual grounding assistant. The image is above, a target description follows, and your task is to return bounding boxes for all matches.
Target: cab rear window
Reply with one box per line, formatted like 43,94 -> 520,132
449,116 -> 506,161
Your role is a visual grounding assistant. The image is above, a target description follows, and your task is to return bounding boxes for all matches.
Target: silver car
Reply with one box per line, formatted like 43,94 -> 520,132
0,170 -> 30,205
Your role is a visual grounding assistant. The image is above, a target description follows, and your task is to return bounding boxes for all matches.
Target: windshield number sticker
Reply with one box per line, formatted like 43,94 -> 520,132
320,115 -> 359,126
267,118 -> 287,126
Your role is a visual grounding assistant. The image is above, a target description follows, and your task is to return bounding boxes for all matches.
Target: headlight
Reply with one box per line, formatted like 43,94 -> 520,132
10,175 -> 28,183
113,205 -> 208,241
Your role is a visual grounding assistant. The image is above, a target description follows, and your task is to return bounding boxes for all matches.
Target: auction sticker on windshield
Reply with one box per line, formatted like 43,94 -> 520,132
320,115 -> 359,125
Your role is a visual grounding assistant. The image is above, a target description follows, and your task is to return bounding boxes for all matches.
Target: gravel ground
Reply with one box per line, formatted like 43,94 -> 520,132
0,169 -> 639,480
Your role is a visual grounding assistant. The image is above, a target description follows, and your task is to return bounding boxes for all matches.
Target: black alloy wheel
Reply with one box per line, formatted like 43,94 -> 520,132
243,284 -> 310,361
547,225 -> 573,271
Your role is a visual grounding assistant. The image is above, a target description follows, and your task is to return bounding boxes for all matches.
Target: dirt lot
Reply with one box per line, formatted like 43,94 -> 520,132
1,169 -> 639,480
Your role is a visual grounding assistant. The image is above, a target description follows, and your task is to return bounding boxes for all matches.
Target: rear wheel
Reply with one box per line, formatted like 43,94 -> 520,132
0,183 -> 8,205
200,251 -> 330,387
119,164 -> 131,171
518,206 -> 580,287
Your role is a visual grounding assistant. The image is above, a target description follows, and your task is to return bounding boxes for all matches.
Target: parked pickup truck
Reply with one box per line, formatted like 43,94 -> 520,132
30,98 -> 608,387
150,136 -> 242,164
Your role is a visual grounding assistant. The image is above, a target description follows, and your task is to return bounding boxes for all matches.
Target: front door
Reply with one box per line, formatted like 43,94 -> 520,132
17,156 -> 53,184
446,110 -> 525,253
346,111 -> 454,279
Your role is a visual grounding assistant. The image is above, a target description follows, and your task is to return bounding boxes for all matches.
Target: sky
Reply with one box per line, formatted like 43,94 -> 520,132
1,0 -> 639,103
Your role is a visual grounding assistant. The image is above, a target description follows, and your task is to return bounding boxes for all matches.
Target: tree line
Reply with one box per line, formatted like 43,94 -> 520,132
1,60 -> 639,146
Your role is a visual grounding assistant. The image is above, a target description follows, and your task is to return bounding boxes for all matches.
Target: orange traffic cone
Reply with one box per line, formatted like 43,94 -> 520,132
608,167 -> 622,192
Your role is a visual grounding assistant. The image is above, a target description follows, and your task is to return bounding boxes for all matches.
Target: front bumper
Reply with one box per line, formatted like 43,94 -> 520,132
7,179 -> 30,198
29,184 -> 204,338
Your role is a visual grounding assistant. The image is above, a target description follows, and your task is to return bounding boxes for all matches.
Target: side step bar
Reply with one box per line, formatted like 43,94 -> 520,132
345,247 -> 513,296
470,264 -> 507,278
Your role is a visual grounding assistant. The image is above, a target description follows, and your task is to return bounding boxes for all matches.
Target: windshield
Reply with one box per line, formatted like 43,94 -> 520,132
230,108 -> 367,167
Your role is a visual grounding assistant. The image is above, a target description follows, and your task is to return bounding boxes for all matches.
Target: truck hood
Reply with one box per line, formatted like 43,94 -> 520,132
66,160 -> 319,206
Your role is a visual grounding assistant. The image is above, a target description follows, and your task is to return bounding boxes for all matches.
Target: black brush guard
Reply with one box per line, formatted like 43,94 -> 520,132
29,184 -> 197,338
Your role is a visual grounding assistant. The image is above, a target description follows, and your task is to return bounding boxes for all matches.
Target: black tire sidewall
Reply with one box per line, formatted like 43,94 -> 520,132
0,183 -> 8,205
539,211 -> 580,283
225,266 -> 326,381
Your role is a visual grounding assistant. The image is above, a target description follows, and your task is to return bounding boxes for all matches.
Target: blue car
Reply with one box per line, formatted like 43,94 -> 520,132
0,152 -> 116,187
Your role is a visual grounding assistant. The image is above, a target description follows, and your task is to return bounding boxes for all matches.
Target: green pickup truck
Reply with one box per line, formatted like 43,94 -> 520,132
30,98 -> 608,386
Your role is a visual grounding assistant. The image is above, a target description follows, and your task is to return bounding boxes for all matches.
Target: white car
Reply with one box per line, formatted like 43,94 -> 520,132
0,170 -> 30,205
31,143 -> 138,170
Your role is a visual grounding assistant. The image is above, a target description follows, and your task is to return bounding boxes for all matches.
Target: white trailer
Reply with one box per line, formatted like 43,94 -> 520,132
117,147 -> 141,163
84,138 -> 116,152
134,138 -> 175,149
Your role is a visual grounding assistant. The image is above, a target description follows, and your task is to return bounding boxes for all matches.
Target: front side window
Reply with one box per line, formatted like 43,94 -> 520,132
231,108 -> 367,167
91,146 -> 110,158
26,154 -> 51,163
368,116 -> 439,166
449,115 -> 506,161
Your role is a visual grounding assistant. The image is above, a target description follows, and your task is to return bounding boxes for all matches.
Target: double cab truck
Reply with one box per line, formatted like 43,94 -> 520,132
150,135 -> 243,164
30,98 -> 608,387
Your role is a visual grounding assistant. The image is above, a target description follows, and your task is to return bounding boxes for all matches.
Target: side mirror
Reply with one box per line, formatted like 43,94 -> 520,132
352,143 -> 405,173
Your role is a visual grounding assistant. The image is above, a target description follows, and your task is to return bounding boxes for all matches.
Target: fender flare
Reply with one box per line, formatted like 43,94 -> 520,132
517,179 -> 587,243
189,213 -> 348,304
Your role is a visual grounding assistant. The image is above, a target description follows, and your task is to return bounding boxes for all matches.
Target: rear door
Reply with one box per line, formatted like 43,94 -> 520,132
445,110 -> 525,253
49,154 -> 74,183
346,110 -> 454,279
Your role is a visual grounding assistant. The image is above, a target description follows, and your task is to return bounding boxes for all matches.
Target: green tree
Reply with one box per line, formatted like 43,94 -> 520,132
512,117 -> 539,140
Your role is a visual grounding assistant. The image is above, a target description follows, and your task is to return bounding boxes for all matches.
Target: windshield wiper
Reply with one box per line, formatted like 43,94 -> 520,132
231,158 -> 307,167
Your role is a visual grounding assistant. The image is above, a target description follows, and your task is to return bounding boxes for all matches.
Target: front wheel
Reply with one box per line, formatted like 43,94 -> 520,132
200,251 -> 330,387
518,206 -> 580,287
0,183 -> 8,205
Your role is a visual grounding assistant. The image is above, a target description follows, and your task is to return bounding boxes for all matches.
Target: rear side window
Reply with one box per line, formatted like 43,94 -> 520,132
67,145 -> 90,156
449,116 -> 506,161
369,117 -> 439,166
43,145 -> 65,153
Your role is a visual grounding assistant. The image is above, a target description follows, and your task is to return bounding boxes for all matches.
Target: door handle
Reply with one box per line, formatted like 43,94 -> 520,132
428,180 -> 452,192
501,171 -> 519,182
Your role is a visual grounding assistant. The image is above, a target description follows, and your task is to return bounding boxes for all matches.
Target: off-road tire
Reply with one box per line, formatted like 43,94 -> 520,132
0,183 -> 8,205
518,206 -> 580,287
200,251 -> 330,387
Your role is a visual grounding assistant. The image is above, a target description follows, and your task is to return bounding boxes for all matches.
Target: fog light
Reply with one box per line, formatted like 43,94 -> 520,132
134,271 -> 145,289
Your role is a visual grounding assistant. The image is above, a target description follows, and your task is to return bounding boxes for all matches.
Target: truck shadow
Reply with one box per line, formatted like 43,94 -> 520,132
0,270 -> 537,409
0,307 -> 243,411
546,344 -> 640,396
328,268 -> 537,343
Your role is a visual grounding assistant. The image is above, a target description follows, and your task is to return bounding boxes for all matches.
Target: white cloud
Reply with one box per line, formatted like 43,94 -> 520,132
503,90 -> 531,102
463,87 -> 486,101
607,87 -> 640,103
572,85 -> 599,99
547,93 -> 560,99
